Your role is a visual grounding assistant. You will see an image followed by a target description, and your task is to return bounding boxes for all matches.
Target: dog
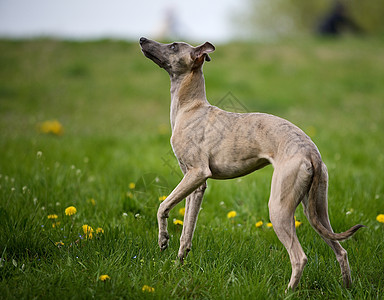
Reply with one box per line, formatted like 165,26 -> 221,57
139,37 -> 364,291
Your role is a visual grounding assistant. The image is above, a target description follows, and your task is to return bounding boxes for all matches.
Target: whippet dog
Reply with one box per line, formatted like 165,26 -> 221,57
139,37 -> 364,291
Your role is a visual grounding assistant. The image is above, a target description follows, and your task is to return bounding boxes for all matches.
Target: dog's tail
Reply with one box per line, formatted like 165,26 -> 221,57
306,153 -> 365,241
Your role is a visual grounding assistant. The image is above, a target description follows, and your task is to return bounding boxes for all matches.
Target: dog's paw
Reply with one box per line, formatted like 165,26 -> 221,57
159,232 -> 169,251
177,247 -> 190,262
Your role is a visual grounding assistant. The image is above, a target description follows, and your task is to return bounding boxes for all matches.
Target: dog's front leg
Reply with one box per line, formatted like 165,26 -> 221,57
178,181 -> 207,261
157,168 -> 211,251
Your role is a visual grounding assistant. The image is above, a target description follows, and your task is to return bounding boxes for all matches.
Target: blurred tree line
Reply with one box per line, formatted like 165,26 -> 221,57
237,0 -> 384,38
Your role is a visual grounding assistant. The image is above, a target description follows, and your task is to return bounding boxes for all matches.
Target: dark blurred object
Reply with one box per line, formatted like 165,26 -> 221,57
317,1 -> 361,36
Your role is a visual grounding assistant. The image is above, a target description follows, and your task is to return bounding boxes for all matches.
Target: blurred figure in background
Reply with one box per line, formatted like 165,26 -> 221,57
155,7 -> 182,41
317,0 -> 361,36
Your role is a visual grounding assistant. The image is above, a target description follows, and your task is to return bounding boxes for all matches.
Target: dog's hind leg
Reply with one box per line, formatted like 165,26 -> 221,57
157,167 -> 211,251
268,158 -> 313,291
178,181 -> 207,261
302,163 -> 352,287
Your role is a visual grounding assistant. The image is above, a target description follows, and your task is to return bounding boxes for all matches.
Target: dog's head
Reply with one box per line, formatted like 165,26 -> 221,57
139,37 -> 215,76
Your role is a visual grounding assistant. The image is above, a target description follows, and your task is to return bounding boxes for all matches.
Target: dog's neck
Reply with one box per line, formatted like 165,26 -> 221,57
169,68 -> 208,131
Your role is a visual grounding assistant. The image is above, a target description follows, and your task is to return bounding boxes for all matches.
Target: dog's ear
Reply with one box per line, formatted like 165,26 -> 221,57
192,42 -> 215,65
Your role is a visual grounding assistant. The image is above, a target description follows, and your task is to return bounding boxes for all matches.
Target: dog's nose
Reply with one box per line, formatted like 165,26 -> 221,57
139,37 -> 147,45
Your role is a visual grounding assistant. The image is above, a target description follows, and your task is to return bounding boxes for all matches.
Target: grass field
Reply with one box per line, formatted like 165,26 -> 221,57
0,37 -> 383,299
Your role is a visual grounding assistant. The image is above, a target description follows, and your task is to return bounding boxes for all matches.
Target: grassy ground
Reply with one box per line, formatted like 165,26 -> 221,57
0,37 -> 383,299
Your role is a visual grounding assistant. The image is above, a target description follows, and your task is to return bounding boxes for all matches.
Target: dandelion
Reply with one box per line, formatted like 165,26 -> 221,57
65,206 -> 77,216
227,211 -> 237,219
129,182 -> 136,189
266,222 -> 273,228
255,221 -> 263,228
179,207 -> 185,216
55,241 -> 64,247
376,214 -> 384,223
52,222 -> 61,228
158,195 -> 167,201
96,227 -> 104,234
82,224 -> 94,239
173,219 -> 183,225
38,120 -> 64,136
99,275 -> 111,281
87,198 -> 96,206
82,224 -> 92,233
47,214 -> 58,219
295,217 -> 302,228
142,285 -> 155,293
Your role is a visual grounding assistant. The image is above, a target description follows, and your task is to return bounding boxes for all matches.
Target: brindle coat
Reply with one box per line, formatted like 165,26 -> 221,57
139,37 -> 364,291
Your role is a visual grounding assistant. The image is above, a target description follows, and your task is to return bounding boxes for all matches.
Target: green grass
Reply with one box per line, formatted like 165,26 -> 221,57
0,37 -> 383,299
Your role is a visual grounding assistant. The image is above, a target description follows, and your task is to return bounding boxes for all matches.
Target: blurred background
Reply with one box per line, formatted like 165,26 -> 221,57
1,0 -> 384,42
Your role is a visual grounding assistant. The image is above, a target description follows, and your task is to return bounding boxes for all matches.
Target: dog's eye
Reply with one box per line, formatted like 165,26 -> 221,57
170,43 -> 178,51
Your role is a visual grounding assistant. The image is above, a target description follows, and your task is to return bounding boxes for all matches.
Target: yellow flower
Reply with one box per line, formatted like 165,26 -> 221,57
227,211 -> 237,219
255,221 -> 263,228
158,195 -> 167,202
96,227 -> 104,234
55,241 -> 64,247
52,221 -> 61,228
82,224 -> 94,234
129,182 -> 136,189
173,219 -> 183,225
266,222 -> 273,228
82,224 -> 94,239
142,285 -> 155,293
99,275 -> 110,281
47,214 -> 58,219
65,206 -> 77,216
87,198 -> 96,206
179,207 -> 185,216
376,214 -> 384,223
295,220 -> 302,228
38,120 -> 64,136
